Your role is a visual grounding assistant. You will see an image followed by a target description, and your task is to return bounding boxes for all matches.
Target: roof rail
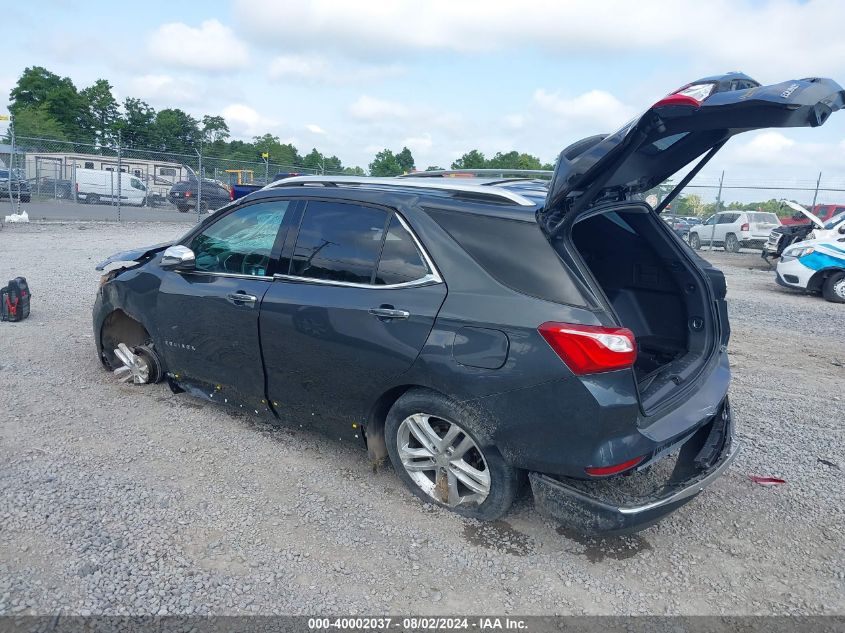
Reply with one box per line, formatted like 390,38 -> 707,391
400,169 -> 554,179
262,175 -> 536,206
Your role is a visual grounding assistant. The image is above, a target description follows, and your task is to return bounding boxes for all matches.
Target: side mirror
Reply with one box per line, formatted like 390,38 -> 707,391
160,245 -> 195,270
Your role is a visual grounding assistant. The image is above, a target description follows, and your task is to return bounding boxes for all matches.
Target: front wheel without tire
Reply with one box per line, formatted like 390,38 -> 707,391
822,271 -> 845,303
384,389 -> 519,521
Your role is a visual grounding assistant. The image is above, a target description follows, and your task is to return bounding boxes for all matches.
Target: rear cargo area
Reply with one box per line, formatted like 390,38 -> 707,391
570,207 -> 714,411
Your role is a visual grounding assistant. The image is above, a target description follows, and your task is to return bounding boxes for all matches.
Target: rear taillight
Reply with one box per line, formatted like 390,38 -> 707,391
585,456 -> 645,477
75,183 -> 79,192
740,222 -> 749,231
229,187 -> 234,201
653,94 -> 702,108
185,190 -> 192,198
538,322 -> 637,375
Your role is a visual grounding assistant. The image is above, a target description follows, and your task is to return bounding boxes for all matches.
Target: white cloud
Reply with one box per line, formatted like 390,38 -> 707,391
235,0 -> 845,76
533,89 -> 636,130
221,104 -> 279,137
268,54 -> 404,84
349,96 -> 411,121
503,114 -> 526,130
148,19 -> 249,71
128,74 -> 204,106
306,124 -> 327,135
402,133 -> 433,153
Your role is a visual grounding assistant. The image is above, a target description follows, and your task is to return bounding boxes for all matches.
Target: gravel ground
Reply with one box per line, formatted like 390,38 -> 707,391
0,221 -> 843,616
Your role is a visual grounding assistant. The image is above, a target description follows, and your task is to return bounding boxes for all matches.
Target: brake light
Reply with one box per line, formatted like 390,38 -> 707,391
741,222 -> 749,231
229,187 -> 234,201
75,183 -> 79,192
653,82 -> 716,109
585,456 -> 645,477
185,190 -> 192,198
538,322 -> 637,375
653,94 -> 702,108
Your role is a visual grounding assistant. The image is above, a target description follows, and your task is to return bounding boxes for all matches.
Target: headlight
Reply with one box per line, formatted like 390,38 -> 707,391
782,246 -> 815,259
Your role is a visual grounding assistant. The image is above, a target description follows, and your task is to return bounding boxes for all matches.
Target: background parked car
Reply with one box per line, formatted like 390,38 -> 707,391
688,211 -> 781,251
764,202 -> 845,261
168,178 -> 232,213
0,169 -> 31,203
662,215 -> 696,239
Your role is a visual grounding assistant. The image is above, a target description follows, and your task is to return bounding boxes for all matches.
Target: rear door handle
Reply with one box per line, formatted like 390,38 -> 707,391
227,292 -> 257,306
369,307 -> 410,320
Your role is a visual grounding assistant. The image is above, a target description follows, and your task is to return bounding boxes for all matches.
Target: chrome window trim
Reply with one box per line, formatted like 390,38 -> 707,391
276,210 -> 443,290
179,270 -> 274,281
272,272 -> 441,290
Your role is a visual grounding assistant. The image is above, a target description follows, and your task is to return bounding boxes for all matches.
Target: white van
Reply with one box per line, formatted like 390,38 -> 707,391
75,169 -> 147,206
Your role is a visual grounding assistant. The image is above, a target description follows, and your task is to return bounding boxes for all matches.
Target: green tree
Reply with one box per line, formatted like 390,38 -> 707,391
369,149 -> 403,176
487,151 -> 543,170
118,98 -> 157,149
6,105 -> 67,140
396,146 -> 415,173
153,108 -> 201,154
252,134 -> 302,168
81,79 -> 119,146
425,165 -> 444,171
9,66 -> 86,139
451,149 -> 486,170
342,166 -> 366,176
302,147 -> 324,172
201,115 -> 230,144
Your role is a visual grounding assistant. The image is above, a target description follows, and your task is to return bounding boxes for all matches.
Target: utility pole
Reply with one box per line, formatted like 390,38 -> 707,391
116,130 -> 122,222
810,171 -> 822,211
708,170 -> 724,252
3,113 -> 17,217
262,152 -> 269,183
195,146 -> 203,222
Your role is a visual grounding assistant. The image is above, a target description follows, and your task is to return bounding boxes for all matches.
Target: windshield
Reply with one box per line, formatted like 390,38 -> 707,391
824,212 -> 845,229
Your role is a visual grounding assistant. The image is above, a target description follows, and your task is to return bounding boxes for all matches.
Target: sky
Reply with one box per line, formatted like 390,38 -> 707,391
2,0 -> 845,202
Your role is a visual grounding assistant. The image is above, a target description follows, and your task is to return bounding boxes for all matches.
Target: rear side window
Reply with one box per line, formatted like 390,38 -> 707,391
291,201 -> 388,283
375,215 -> 430,285
425,208 -> 586,306
719,213 -> 739,224
749,212 -> 779,224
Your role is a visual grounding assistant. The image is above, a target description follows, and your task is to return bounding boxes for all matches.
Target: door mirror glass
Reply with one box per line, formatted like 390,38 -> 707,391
161,245 -> 196,270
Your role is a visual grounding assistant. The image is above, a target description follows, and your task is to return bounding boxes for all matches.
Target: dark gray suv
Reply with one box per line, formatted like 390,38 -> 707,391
93,74 -> 844,533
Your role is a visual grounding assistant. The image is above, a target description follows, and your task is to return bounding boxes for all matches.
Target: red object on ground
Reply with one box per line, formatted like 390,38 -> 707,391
748,475 -> 786,486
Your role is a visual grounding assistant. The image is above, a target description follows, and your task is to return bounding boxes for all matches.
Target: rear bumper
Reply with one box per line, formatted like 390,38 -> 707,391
529,398 -> 737,534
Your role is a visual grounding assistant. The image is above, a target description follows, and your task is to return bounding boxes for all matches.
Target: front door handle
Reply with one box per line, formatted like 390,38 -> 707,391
227,292 -> 257,306
369,306 -> 410,320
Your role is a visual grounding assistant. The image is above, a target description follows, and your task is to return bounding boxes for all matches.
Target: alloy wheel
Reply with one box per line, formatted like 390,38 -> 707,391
396,413 -> 491,507
113,343 -> 151,384
834,277 -> 845,300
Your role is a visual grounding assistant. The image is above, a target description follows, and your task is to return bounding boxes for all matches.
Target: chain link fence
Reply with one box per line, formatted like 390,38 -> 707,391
3,129 -> 845,235
1,131 -> 333,222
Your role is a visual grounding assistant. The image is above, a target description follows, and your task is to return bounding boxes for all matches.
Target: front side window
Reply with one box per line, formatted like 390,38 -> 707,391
189,201 -> 288,276
375,215 -> 431,285
290,201 -> 388,284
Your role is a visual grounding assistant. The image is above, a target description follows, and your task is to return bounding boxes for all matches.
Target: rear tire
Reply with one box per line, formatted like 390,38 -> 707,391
384,389 -> 519,521
822,271 -> 845,303
199,200 -> 209,213
689,233 -> 701,250
177,205 -> 189,213
724,233 -> 740,253
87,194 -> 100,205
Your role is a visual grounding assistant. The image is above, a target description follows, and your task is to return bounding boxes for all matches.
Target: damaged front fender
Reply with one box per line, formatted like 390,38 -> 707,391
95,242 -> 172,272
